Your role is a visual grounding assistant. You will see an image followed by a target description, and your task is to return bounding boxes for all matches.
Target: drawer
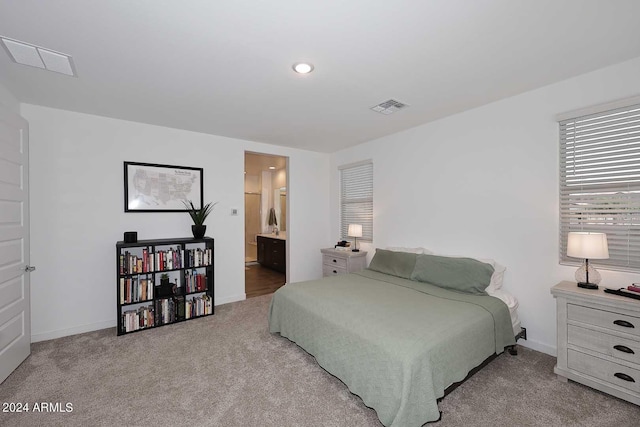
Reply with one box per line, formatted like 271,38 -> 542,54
568,349 -> 640,394
323,265 -> 348,277
568,325 -> 640,366
323,255 -> 347,269
568,304 -> 640,338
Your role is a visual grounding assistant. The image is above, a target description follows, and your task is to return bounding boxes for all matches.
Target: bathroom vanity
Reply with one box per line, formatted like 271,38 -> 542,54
257,233 -> 286,273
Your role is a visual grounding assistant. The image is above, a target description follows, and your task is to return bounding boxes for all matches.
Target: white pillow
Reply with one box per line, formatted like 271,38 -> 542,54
486,288 -> 518,311
434,253 -> 505,292
385,246 -> 434,254
482,259 -> 506,293
487,288 -> 519,330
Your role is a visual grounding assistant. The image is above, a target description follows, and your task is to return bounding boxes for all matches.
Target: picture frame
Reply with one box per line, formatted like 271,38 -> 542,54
124,161 -> 203,212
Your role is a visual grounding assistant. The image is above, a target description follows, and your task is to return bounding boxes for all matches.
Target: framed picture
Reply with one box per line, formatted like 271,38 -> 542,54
124,161 -> 203,212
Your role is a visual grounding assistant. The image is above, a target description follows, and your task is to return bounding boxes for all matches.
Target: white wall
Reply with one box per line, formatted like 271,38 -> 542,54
0,80 -> 19,114
330,56 -> 640,356
23,104 -> 331,341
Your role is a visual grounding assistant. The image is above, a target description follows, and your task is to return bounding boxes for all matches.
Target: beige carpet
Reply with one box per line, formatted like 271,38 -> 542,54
1,294 -> 638,426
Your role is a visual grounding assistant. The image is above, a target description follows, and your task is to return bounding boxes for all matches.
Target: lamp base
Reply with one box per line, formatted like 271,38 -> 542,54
575,261 -> 602,286
577,282 -> 598,290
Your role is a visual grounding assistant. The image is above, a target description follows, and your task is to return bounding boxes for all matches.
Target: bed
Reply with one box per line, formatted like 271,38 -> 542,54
269,249 -> 519,426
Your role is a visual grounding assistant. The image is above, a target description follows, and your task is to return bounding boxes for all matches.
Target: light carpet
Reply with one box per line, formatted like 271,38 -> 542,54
1,294 -> 638,426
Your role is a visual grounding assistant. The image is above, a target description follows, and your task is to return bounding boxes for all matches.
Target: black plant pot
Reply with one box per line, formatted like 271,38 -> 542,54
158,278 -> 173,297
192,225 -> 206,239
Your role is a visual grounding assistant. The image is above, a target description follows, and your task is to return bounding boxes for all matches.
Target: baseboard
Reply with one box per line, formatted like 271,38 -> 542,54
31,319 -> 116,343
31,294 -> 246,342
518,338 -> 556,356
215,293 -> 246,305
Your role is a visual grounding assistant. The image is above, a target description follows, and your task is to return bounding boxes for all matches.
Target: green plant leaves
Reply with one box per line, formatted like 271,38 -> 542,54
182,200 -> 218,226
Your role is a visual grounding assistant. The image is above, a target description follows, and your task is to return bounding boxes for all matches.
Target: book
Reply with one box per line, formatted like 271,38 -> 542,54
142,248 -> 148,272
627,285 -> 640,293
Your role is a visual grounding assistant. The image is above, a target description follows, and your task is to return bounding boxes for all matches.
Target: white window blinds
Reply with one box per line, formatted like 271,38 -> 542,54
559,102 -> 640,271
340,161 -> 373,242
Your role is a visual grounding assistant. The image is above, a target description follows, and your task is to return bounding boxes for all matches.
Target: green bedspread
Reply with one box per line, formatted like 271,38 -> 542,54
269,269 -> 516,427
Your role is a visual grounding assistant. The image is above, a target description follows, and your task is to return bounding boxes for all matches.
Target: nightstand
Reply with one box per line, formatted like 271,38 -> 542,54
320,248 -> 367,277
551,281 -> 640,405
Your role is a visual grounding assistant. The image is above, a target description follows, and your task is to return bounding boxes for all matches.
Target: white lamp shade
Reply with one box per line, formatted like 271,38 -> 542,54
347,224 -> 363,238
567,232 -> 609,259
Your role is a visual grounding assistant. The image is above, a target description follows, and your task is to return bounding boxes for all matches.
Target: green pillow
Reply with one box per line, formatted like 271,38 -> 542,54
410,254 -> 494,295
367,249 -> 417,279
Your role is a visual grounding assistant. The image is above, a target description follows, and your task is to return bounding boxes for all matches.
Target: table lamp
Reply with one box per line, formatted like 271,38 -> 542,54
567,232 -> 609,289
348,224 -> 363,252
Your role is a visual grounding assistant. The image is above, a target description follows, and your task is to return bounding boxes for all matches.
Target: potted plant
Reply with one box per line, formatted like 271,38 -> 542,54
183,200 -> 218,239
160,273 -> 170,286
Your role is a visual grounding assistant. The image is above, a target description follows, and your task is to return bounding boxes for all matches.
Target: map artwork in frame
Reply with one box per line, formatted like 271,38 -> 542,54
124,161 -> 204,212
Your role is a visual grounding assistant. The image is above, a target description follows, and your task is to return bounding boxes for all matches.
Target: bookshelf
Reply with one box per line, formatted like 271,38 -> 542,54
116,237 -> 214,335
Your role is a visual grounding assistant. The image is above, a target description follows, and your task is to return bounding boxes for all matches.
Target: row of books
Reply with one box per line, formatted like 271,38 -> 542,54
119,277 -> 154,305
119,247 -> 213,275
156,297 -> 181,325
186,294 -> 213,318
185,270 -> 207,293
121,305 -> 154,333
184,248 -> 212,268
119,247 -> 152,275
153,294 -> 213,325
121,294 -> 213,333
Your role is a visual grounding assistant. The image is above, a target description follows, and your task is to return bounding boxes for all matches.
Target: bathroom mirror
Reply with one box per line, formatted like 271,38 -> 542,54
273,187 -> 287,232
279,187 -> 286,232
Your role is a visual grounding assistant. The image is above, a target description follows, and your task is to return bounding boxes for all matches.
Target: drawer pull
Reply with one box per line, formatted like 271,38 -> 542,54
332,259 -> 337,263
613,320 -> 635,328
613,345 -> 635,354
333,270 -> 337,274
614,372 -> 635,383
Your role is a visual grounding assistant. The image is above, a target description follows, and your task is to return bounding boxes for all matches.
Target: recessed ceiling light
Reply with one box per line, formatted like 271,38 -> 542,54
0,36 -> 76,77
269,166 -> 276,170
292,62 -> 314,74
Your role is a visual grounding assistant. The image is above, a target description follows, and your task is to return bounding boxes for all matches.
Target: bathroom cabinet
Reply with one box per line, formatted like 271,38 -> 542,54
257,235 -> 286,273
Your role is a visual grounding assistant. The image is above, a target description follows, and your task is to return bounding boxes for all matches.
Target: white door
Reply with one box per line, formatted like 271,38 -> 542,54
0,103 -> 31,384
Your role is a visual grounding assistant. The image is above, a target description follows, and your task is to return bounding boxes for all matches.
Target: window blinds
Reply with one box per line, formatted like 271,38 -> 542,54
340,161 -> 373,242
559,102 -> 640,270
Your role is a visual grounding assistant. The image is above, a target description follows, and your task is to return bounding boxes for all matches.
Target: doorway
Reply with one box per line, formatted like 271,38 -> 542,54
244,152 -> 287,298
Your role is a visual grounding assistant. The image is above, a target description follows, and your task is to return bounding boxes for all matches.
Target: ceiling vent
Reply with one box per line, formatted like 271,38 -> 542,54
0,36 -> 76,77
370,99 -> 408,115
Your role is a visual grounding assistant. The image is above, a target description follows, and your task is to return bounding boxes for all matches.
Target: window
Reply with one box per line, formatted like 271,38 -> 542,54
559,100 -> 640,271
340,160 -> 373,242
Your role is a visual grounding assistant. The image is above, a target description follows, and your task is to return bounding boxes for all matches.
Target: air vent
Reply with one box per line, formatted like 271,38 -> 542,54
0,36 -> 76,77
370,99 -> 408,115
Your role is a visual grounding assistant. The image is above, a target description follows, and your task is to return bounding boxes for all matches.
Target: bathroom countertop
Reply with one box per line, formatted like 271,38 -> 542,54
257,232 -> 287,241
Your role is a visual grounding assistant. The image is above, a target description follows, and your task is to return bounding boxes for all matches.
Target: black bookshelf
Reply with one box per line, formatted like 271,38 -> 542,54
116,237 -> 214,335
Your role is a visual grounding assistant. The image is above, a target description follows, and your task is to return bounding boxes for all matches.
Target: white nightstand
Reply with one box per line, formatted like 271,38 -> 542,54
320,248 -> 367,277
551,281 -> 640,405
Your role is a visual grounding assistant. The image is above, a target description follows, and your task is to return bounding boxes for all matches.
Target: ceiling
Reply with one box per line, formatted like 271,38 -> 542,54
244,152 -> 287,176
1,1 -> 640,153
